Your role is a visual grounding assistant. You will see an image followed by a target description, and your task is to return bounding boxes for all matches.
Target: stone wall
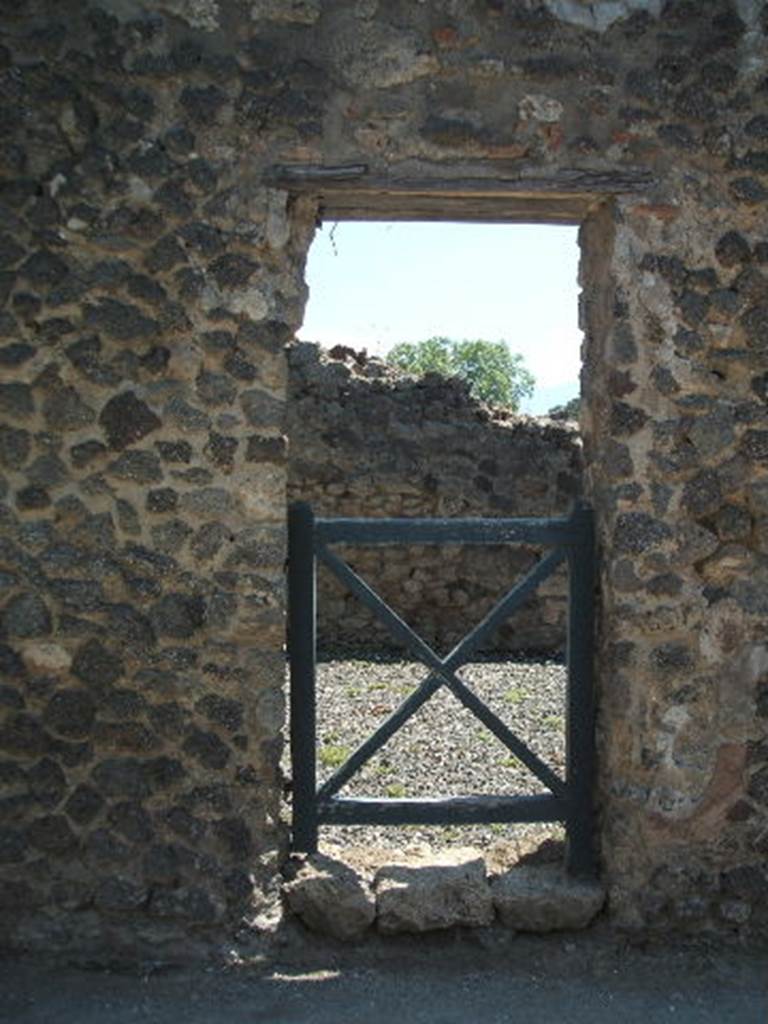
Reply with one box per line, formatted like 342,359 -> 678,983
287,341 -> 583,654
0,0 -> 767,955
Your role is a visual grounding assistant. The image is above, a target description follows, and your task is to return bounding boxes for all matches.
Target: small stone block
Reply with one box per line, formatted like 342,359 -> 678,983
374,847 -> 493,934
283,854 -> 375,941
491,864 -> 605,932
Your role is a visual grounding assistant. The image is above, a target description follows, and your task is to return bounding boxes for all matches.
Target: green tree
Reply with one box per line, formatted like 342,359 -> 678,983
387,336 -> 535,410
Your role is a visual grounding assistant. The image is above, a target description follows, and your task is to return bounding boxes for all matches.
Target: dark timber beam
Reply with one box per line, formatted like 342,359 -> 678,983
265,163 -> 656,224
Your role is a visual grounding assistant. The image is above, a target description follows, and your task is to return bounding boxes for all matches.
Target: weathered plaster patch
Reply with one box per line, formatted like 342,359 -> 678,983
542,0 -> 662,33
158,0 -> 220,30
519,94 -> 564,123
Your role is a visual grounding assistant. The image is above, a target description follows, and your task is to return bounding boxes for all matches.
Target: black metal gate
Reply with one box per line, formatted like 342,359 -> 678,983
287,501 -> 597,877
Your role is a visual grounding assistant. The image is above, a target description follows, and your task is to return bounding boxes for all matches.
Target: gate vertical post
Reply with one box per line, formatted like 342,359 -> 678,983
565,502 -> 598,878
288,502 -> 318,853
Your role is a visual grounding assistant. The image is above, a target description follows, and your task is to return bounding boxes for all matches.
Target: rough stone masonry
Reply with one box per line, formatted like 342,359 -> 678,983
0,0 -> 767,958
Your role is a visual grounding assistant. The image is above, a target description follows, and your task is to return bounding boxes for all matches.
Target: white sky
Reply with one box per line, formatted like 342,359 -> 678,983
297,221 -> 582,416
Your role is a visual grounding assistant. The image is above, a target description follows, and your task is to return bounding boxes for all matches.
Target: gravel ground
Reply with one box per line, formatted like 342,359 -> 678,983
285,652 -> 567,852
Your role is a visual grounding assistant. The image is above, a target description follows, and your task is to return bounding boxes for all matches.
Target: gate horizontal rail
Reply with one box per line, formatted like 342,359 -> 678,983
288,501 -> 598,878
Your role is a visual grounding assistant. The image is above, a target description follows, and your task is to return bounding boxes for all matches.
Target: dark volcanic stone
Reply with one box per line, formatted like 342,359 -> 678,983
651,642 -> 693,674
126,273 -> 166,304
105,689 -> 147,719
27,814 -> 77,854
42,386 -> 95,431
0,343 -> 35,367
70,439 -> 107,468
741,429 -> 768,461
96,719 -> 158,754
715,230 -> 751,267
196,369 -> 237,407
71,638 -> 124,688
245,434 -> 286,462
674,86 -> 716,122
94,876 -> 147,913
0,233 -> 24,267
164,395 -> 211,432
20,249 -> 69,286
164,125 -> 195,154
0,425 -> 31,469
155,439 -> 192,463
86,827 -> 131,864
91,758 -> 150,799
182,727 -> 230,769
191,522 -> 230,561
48,577 -> 104,611
731,177 -> 768,203
107,800 -> 153,843
238,318 -> 292,353
610,401 -> 648,436
150,885 -> 221,923
180,84 -> 228,124
179,221 -> 223,255
0,645 -> 25,679
148,702 -> 186,738
84,298 -> 159,341
212,816 -> 252,859
151,519 -> 192,553
741,303 -> 768,348
154,180 -> 194,217
179,487 -> 235,517
682,469 -> 722,516
0,382 -> 34,419
223,348 -> 257,381
196,694 -> 243,732
150,593 -> 205,638
677,290 -> 710,325
2,592 -> 52,637
614,512 -> 672,555
27,454 -> 68,487
146,487 -> 178,513
0,713 -> 48,756
44,689 -> 96,738
107,450 -> 163,483
104,604 -> 156,647
143,844 -> 180,885
28,757 -> 66,808
16,486 -> 51,510
240,389 -> 284,428
0,828 -> 26,864
99,391 -> 162,451
64,783 -> 103,825
205,432 -> 237,469
165,805 -> 206,840
209,253 -> 258,289
145,234 -> 187,273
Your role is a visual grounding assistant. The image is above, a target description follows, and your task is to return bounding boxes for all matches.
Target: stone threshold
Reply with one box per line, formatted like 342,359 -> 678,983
282,843 -> 606,942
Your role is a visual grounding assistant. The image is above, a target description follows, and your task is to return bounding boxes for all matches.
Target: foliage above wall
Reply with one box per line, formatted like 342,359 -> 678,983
387,336 -> 535,410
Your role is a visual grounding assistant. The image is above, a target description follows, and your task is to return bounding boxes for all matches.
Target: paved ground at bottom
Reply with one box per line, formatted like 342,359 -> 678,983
2,931 -> 766,1024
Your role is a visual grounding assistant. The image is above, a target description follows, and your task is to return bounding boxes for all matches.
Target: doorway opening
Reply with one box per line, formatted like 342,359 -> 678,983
284,209 -> 593,880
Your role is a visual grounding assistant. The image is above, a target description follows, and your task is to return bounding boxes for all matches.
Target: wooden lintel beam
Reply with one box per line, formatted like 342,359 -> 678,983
265,164 -> 655,196
265,164 -> 655,222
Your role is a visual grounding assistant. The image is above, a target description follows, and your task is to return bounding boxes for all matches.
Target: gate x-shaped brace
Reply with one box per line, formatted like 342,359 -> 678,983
316,541 -> 567,802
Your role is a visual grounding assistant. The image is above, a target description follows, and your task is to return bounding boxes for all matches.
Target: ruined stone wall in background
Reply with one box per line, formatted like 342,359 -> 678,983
287,342 -> 583,654
0,0 -> 766,955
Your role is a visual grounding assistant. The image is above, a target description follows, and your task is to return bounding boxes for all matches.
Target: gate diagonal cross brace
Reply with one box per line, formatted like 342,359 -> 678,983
315,541 -> 567,801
